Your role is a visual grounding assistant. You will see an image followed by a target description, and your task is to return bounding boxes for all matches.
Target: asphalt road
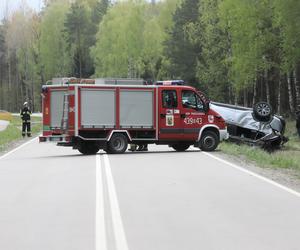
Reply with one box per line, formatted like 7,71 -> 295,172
0,138 -> 300,250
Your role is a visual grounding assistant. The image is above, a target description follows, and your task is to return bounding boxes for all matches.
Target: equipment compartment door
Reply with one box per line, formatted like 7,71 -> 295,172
158,89 -> 182,140
50,89 -> 67,129
80,88 -> 116,128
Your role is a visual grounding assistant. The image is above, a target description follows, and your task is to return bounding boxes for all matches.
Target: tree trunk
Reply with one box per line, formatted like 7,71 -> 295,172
76,28 -> 82,78
252,77 -> 257,106
243,86 -> 248,107
228,84 -> 232,104
7,50 -> 12,111
234,92 -> 238,105
294,68 -> 300,107
265,69 -> 270,104
277,77 -> 281,114
0,59 -> 3,109
287,72 -> 295,114
260,75 -> 264,101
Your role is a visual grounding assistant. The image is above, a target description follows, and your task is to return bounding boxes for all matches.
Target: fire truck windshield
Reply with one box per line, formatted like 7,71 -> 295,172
182,90 -> 204,111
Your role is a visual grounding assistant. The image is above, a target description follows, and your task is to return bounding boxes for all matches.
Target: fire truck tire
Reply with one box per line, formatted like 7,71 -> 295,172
171,143 -> 190,152
107,134 -> 128,154
78,142 -> 99,155
199,131 -> 219,151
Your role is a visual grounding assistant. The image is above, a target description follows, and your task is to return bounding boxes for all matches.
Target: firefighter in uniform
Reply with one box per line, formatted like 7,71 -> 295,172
20,102 -> 32,137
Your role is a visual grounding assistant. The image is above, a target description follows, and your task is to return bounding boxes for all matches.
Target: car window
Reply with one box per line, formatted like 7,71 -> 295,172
182,90 -> 204,111
162,90 -> 178,108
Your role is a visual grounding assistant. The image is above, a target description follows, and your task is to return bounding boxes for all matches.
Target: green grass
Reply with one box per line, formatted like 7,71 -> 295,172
219,120 -> 300,172
0,116 -> 42,152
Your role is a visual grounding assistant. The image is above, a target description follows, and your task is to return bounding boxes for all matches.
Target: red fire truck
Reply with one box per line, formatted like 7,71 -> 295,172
39,78 -> 228,154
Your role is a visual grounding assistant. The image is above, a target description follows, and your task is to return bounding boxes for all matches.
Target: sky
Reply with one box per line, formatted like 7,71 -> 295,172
0,0 -> 156,20
0,0 -> 43,19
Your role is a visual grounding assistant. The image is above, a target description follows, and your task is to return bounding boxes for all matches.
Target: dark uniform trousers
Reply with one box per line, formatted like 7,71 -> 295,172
22,121 -> 31,137
20,108 -> 32,137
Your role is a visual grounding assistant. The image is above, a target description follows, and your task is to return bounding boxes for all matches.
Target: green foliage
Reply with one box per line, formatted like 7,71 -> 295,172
219,0 -> 279,91
39,1 -> 72,80
1,0 -> 300,114
64,0 -> 109,78
273,0 -> 300,72
92,0 -> 146,77
195,0 -> 232,101
163,0 -> 200,84
91,0 -> 179,79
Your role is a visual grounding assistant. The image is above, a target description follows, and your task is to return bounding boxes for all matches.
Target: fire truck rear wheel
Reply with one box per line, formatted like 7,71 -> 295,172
78,142 -> 99,155
107,134 -> 128,154
199,131 -> 219,152
172,143 -> 190,152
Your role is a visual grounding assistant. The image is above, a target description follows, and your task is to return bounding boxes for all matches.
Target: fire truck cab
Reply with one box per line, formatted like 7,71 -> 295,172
39,78 -> 228,154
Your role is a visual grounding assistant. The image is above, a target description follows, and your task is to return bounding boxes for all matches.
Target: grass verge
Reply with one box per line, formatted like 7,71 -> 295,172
0,116 -> 42,152
219,120 -> 300,172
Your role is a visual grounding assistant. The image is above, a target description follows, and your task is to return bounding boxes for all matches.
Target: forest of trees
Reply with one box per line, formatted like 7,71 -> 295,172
0,0 -> 300,115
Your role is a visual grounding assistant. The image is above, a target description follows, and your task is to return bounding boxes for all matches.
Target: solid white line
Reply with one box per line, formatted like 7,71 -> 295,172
103,154 -> 129,250
203,152 -> 300,198
0,136 -> 38,161
95,155 -> 107,250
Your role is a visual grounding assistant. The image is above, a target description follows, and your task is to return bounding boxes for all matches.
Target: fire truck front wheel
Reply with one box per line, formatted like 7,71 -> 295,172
107,134 -> 128,154
78,141 -> 99,155
199,131 -> 219,152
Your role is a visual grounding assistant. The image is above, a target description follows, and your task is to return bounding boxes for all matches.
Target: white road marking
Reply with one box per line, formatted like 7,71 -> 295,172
203,152 -> 300,198
0,136 -> 38,160
95,155 -> 107,250
103,154 -> 129,250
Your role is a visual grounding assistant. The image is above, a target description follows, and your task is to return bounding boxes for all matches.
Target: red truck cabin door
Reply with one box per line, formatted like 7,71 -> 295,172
158,88 -> 182,140
180,89 -> 206,140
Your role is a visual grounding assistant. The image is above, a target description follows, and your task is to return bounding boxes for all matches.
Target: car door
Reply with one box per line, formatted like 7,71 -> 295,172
180,89 -> 206,141
159,88 -> 182,140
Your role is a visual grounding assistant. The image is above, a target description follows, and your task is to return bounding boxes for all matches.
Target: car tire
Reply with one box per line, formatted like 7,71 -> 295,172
200,131 -> 219,151
107,134 -> 128,154
172,143 -> 190,152
78,142 -> 99,155
253,102 -> 272,121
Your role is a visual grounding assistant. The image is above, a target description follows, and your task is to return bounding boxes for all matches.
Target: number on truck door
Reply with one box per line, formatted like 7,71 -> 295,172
181,90 -> 205,140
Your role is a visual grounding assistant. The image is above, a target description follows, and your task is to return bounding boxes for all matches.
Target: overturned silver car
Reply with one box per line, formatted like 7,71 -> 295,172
210,102 -> 288,150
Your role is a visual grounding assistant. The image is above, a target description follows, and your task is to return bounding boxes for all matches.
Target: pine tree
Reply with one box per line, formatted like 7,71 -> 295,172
164,0 -> 201,85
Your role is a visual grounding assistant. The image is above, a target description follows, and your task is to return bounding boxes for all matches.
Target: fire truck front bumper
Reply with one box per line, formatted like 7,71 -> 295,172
220,129 -> 229,141
39,135 -> 71,143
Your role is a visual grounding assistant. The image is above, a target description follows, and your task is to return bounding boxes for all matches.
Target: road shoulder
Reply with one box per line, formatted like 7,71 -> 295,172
214,150 -> 300,193
0,136 -> 38,158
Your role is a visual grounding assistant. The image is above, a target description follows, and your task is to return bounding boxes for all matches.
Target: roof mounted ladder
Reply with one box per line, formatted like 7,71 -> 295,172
61,93 -> 69,133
